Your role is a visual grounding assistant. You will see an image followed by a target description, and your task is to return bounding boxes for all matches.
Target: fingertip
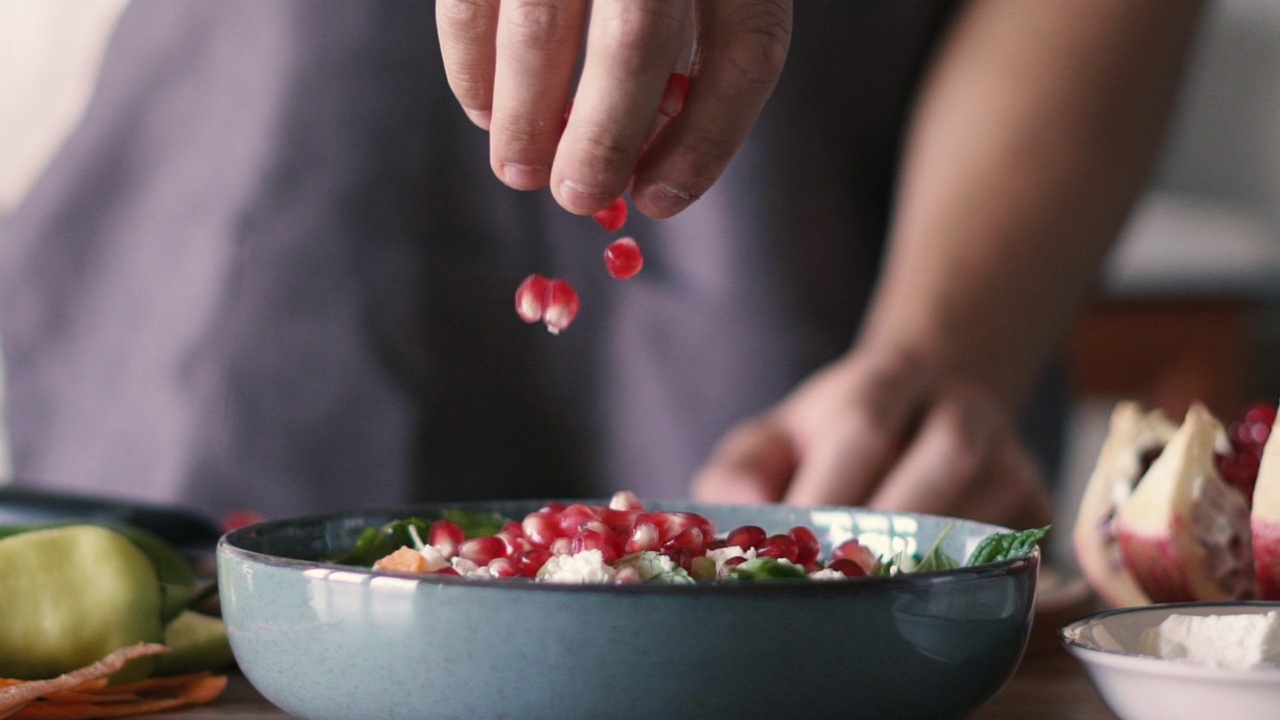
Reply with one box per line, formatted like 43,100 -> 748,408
465,108 -> 492,130
494,161 -> 550,191
555,179 -> 621,216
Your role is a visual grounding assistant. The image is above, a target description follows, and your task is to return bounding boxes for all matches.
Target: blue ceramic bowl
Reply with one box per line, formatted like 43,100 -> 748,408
218,501 -> 1038,720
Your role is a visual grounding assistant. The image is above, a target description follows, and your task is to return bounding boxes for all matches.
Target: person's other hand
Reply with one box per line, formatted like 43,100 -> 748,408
691,348 -> 1055,529
435,0 -> 792,218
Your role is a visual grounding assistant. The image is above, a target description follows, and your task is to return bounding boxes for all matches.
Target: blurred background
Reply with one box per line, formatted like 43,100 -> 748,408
0,0 -> 1277,550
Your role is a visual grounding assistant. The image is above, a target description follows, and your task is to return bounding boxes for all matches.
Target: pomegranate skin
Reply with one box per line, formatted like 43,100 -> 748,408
1113,404 -> 1257,603
1072,402 -> 1175,607
1253,520 -> 1280,600
1250,402 -> 1280,599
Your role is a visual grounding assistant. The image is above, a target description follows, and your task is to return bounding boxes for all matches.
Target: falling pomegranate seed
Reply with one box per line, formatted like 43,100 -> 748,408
542,278 -> 580,334
514,273 -> 550,324
659,72 -> 690,118
593,197 -> 628,232
604,237 -> 644,280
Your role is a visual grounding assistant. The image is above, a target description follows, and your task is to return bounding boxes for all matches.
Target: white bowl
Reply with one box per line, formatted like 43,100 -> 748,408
1060,602 -> 1280,720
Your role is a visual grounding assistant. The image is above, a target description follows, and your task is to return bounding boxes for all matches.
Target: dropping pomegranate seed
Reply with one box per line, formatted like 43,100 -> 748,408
726,525 -> 767,551
542,278 -> 580,334
788,526 -> 821,566
604,237 -> 644,280
659,72 -> 690,118
593,197 -> 628,232
514,273 -> 550,324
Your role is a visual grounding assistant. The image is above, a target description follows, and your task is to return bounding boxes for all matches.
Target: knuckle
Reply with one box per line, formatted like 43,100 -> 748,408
570,129 -> 638,179
438,0 -> 498,40
504,0 -> 577,47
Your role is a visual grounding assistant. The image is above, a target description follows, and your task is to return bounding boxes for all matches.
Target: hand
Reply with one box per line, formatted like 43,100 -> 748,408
692,348 -> 1055,529
435,0 -> 793,218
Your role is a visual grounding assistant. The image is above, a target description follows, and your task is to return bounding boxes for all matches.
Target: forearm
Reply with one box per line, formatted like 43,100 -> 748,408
858,0 -> 1205,409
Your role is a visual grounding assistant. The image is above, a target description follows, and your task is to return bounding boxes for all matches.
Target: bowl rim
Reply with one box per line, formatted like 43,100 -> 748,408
217,499 -> 1041,597
1059,601 -> 1280,680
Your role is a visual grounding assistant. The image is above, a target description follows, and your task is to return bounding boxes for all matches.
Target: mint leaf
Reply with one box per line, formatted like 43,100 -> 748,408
964,525 -> 1051,567
729,557 -> 809,581
914,525 -> 960,573
440,509 -> 511,539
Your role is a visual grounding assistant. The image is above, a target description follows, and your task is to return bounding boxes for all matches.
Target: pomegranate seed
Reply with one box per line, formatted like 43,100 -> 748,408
832,539 -> 879,575
662,526 -> 705,556
724,556 -> 748,570
756,534 -> 799,563
608,490 -> 644,511
459,536 -> 507,565
522,512 -> 561,548
557,503 -> 600,534
434,566 -> 461,576
572,529 -> 620,563
829,558 -> 867,577
542,278 -> 581,334
726,525 -> 767,551
516,548 -> 551,578
593,197 -> 628,232
658,72 -> 690,118
488,557 -> 521,578
549,536 -> 573,556
429,519 -> 466,558
514,273 -> 550,324
599,508 -> 641,535
603,237 -> 644,280
496,526 -> 530,556
539,502 -> 567,514
1244,402 -> 1278,427
663,547 -> 693,572
788,526 -> 821,566
625,522 -> 661,553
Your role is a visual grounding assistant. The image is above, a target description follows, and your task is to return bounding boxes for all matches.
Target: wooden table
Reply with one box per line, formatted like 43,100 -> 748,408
144,645 -> 1119,719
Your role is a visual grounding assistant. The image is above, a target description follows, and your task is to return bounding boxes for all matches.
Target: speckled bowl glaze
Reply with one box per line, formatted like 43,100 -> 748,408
218,501 -> 1038,720
1061,602 -> 1280,720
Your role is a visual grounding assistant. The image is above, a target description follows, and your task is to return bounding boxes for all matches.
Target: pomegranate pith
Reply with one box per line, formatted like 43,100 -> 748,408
1250,401 -> 1280,599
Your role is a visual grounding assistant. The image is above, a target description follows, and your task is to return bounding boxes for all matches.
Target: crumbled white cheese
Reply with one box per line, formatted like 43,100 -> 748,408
449,557 -> 493,579
537,549 -> 618,584
704,546 -> 757,579
807,568 -> 845,581
416,544 -> 451,573
1147,612 -> 1280,668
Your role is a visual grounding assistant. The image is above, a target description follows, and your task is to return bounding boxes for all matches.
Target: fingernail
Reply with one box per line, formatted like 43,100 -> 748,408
499,163 -> 548,190
558,180 -> 615,215
464,108 -> 491,130
638,180 -> 696,217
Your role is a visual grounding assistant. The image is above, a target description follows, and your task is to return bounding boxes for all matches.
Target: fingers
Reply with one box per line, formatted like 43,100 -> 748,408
692,415 -> 797,504
631,0 -> 793,218
437,0 -> 502,129
866,394 -> 1002,515
549,0 -> 691,213
488,0 -> 591,190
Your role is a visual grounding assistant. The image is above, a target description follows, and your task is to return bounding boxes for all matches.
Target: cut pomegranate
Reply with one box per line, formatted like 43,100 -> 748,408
514,273 -> 550,324
542,278 -> 580,334
604,237 -> 644,280
592,197 -> 628,232
1072,402 -> 1177,607
659,72 -> 690,118
1114,404 -> 1256,602
1250,402 -> 1280,599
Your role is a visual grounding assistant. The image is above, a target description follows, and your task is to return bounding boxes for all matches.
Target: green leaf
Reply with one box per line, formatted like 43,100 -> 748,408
440,509 -> 511,539
964,525 -> 1051,567
329,517 -> 432,567
914,525 -> 960,573
728,557 -> 808,581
